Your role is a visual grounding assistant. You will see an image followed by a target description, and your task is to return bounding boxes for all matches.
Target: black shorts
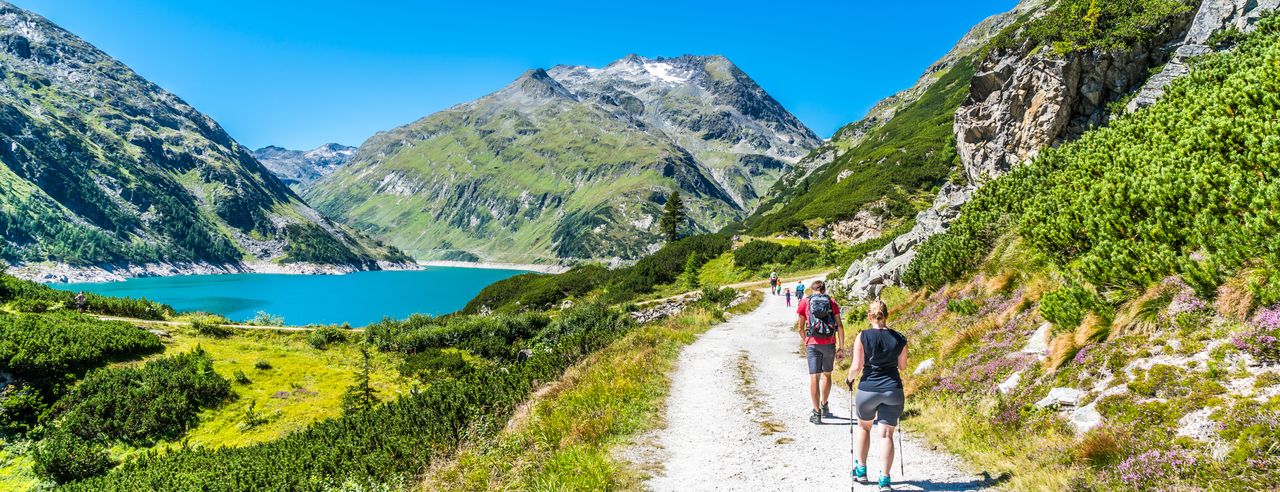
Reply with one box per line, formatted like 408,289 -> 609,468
806,344 -> 836,374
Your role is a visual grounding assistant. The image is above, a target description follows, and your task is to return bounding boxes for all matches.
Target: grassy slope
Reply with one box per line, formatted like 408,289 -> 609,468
423,292 -> 763,490
305,99 -> 739,263
734,56 -> 972,236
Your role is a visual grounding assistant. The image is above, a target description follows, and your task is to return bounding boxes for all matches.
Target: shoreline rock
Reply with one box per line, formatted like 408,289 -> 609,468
5,260 -> 420,284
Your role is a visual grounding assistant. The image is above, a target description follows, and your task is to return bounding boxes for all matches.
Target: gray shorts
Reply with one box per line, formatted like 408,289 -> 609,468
806,344 -> 836,374
856,389 -> 905,426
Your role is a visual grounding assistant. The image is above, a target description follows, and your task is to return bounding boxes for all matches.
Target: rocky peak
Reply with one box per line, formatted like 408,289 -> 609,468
253,143 -> 356,190
502,68 -> 577,102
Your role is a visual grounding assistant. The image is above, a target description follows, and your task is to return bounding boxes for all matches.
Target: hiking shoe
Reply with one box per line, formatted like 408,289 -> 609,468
878,475 -> 893,491
853,462 -> 868,482
809,410 -> 822,424
821,402 -> 831,417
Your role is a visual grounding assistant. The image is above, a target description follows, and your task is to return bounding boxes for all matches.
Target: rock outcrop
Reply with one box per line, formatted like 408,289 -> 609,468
841,1 -> 1231,299
955,17 -> 1192,183
841,182 -> 972,299
1128,0 -> 1280,111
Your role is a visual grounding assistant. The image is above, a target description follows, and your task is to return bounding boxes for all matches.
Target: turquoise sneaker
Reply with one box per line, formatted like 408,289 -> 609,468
852,461 -> 867,482
877,474 -> 893,491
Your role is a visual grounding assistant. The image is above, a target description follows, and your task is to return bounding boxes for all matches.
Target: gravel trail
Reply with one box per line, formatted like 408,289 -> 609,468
640,285 -> 992,491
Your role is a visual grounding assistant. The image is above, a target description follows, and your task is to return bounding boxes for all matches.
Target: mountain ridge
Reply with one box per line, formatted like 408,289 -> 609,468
305,53 -> 820,263
0,1 -> 408,281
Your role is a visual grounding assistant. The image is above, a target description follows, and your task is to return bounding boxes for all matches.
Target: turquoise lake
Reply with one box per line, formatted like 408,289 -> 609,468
54,268 -> 528,326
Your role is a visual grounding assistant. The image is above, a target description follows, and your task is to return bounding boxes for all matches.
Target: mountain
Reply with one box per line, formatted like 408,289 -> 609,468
733,0 -> 1047,242
0,2 -> 408,280
253,143 -> 357,190
304,54 -> 820,263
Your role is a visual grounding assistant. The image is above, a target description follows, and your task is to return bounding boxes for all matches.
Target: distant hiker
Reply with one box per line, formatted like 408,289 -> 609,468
795,281 -> 805,299
769,271 -> 779,295
795,280 -> 843,424
74,291 -> 87,312
845,300 -> 908,491
784,287 -> 792,307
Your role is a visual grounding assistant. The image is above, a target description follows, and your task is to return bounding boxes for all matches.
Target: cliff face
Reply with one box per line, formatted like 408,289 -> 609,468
954,32 -> 1188,183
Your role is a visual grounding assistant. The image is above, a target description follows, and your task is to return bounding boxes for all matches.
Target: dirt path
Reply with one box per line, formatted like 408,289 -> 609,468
93,316 -> 350,333
639,283 -> 990,491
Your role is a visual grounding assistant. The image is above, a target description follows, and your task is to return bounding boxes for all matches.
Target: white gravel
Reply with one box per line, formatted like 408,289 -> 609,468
640,286 -> 991,491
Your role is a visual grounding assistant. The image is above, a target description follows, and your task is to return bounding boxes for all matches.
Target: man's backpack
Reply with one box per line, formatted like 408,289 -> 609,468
805,294 -> 837,338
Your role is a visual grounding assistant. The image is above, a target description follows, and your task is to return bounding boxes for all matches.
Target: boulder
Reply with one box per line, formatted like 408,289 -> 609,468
997,371 -> 1023,395
1020,323 -> 1051,358
914,358 -> 935,375
1035,387 -> 1084,408
1070,403 -> 1103,434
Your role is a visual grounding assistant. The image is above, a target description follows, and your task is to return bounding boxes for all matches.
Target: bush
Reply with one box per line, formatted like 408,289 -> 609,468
31,430 -> 116,484
1076,426 -> 1127,469
192,319 -> 233,338
307,326 -> 348,350
399,348 -> 477,384
946,298 -> 979,316
9,298 -> 53,313
1039,285 -> 1105,332
0,311 -> 163,376
700,287 -> 739,308
233,370 -> 252,385
254,359 -> 272,371
53,348 -> 232,445
0,383 -> 46,432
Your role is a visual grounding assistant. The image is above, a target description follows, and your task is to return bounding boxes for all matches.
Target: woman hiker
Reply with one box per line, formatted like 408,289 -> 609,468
845,299 -> 908,491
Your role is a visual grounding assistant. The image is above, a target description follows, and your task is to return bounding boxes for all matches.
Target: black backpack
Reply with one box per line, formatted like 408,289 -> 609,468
806,294 -> 838,338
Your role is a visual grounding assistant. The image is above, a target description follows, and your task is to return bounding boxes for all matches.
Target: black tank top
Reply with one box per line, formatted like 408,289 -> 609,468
858,328 -> 907,391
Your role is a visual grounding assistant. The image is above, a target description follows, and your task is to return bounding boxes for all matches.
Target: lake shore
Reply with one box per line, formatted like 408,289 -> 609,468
7,260 -> 420,284
417,260 -> 569,274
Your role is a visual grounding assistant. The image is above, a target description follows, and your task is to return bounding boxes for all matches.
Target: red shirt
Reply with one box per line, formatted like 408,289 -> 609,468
797,296 -> 840,345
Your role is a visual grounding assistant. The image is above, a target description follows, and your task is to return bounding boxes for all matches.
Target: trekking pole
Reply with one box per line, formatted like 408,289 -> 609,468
898,404 -> 906,478
849,382 -> 856,492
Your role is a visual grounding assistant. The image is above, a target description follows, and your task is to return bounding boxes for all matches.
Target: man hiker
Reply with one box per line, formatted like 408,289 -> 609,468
74,291 -> 87,312
795,280 -> 805,299
795,280 -> 843,424
846,300 -> 908,491
769,271 -> 779,295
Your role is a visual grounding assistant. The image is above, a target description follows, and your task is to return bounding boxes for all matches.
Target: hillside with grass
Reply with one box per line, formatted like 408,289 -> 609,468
872,13 -> 1280,489
304,55 -> 820,264
0,2 -> 408,278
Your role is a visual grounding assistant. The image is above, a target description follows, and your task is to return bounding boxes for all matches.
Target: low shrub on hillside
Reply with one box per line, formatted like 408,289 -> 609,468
909,15 -> 1280,301
307,325 -> 349,350
31,430 -> 116,484
732,240 -> 821,272
192,319 -> 233,338
52,348 -> 231,445
0,273 -> 173,320
61,303 -> 635,489
1039,285 -> 1106,332
0,311 -> 163,376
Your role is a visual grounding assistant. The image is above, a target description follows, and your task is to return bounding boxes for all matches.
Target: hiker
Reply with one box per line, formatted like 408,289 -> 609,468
769,271 -> 779,295
784,287 -> 792,307
845,300 -> 908,491
74,291 -> 87,312
795,280 -> 805,299
795,280 -> 843,424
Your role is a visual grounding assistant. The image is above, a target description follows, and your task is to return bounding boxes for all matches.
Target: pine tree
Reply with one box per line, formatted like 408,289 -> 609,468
659,190 -> 686,242
681,253 -> 701,290
341,348 -> 380,415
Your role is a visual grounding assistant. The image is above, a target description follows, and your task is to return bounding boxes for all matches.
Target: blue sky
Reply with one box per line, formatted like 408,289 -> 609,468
16,0 -> 1018,150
